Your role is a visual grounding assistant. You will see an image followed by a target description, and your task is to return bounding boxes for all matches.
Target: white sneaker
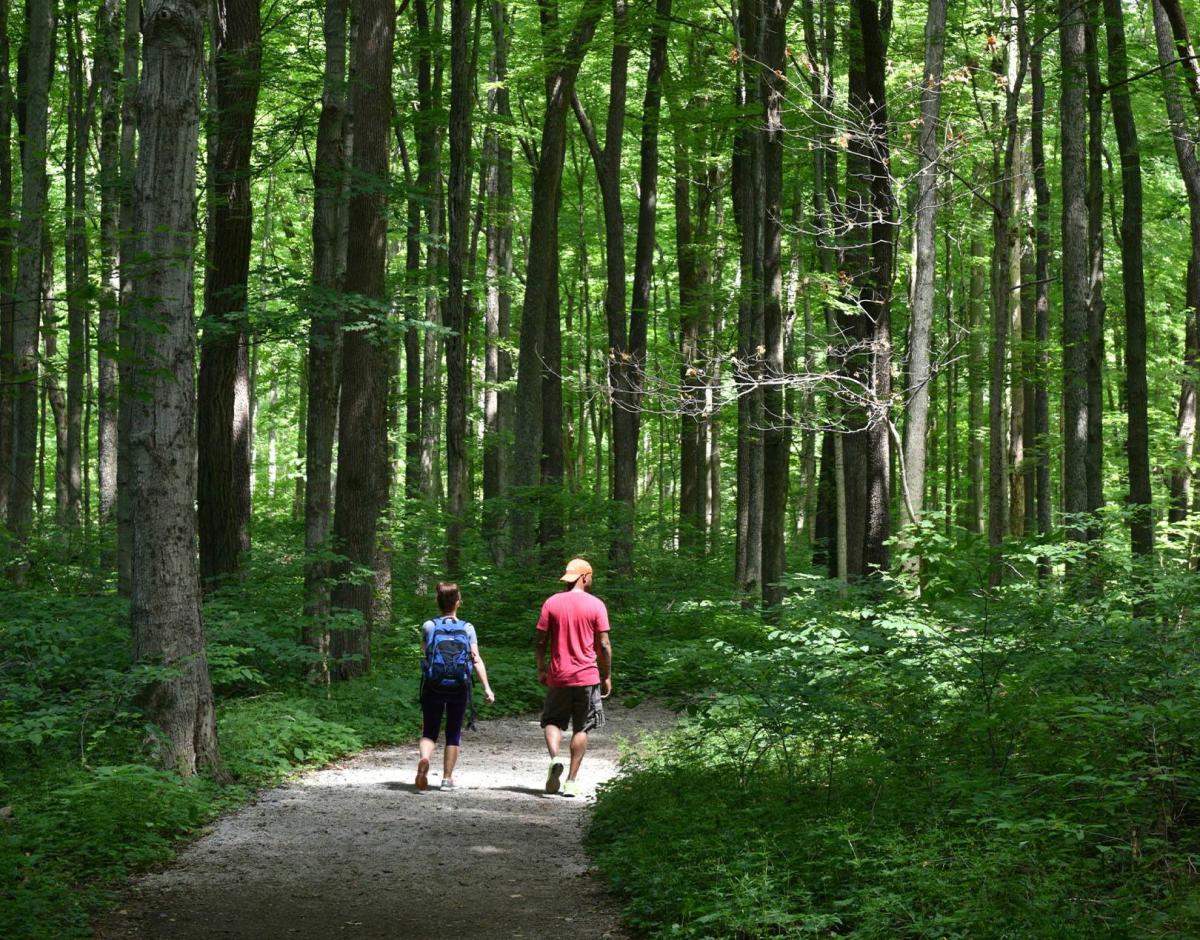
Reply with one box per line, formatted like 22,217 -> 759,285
562,778 -> 579,798
440,778 -> 457,791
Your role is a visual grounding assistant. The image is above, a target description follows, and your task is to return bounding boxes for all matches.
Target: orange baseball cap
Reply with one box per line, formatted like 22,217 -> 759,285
560,557 -> 593,582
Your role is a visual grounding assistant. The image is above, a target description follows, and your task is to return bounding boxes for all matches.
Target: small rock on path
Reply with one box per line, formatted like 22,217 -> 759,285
96,701 -> 671,940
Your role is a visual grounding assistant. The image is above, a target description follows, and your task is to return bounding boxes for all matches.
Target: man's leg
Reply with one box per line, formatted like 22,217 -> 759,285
544,722 -> 562,758
567,731 -> 588,781
443,745 -> 460,779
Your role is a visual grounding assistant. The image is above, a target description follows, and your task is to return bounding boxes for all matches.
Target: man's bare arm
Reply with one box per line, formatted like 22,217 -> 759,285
535,630 -> 549,684
597,633 -> 612,696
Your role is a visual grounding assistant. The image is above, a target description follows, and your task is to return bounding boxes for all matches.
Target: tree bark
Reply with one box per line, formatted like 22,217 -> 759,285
482,0 -> 513,558
96,0 -> 121,533
63,11 -> 87,530
760,0 -> 790,607
7,0 -> 55,549
1103,0 -> 1152,557
444,0 -> 474,575
1061,0 -> 1091,544
0,0 -> 12,523
128,0 -> 220,777
1152,0 -> 1200,526
329,0 -> 396,681
1031,3 -> 1052,546
302,0 -> 348,666
197,0 -> 262,589
900,0 -> 947,544
116,0 -> 142,595
510,0 -> 602,560
1084,2 -> 1105,529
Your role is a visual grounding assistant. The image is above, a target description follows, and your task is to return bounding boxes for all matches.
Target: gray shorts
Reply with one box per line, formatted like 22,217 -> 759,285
540,684 -> 605,733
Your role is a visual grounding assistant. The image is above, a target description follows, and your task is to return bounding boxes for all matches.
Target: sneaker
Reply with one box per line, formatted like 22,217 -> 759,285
440,777 -> 457,791
415,758 -> 430,791
562,778 -> 579,798
545,758 -> 565,794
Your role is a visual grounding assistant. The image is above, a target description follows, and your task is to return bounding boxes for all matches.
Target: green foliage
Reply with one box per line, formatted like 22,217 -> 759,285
589,543 -> 1200,938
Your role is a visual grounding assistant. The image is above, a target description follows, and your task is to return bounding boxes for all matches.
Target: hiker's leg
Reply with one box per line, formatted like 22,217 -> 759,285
443,745 -> 460,778
442,697 -> 467,780
419,694 -> 444,761
567,731 -> 588,780
544,723 -> 562,758
419,737 -> 436,761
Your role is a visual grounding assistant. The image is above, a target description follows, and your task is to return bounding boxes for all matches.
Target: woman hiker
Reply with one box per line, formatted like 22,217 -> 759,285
415,581 -> 495,791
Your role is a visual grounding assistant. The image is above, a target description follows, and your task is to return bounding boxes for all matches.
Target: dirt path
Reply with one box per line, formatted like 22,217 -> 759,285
96,702 -> 670,940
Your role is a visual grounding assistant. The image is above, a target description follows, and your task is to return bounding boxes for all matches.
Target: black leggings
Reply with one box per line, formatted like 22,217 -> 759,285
421,689 -> 469,747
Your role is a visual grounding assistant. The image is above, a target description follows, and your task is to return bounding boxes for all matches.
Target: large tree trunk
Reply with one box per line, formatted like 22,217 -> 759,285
1153,0 -> 1200,526
329,0 -> 396,681
510,0 -> 602,560
1061,0 -> 1091,545
900,0 -> 947,546
7,0 -> 55,550
128,0 -> 220,777
197,0 -> 262,589
444,0 -> 474,575
302,0 -> 349,667
1103,0 -> 1152,557
760,0 -> 790,607
116,0 -> 141,595
96,0 -> 121,534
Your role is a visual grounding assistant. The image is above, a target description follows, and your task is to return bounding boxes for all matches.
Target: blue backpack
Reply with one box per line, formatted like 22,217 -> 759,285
422,617 -> 474,692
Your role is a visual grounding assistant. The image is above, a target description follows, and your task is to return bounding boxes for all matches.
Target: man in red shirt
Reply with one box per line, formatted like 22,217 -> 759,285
536,557 -> 612,797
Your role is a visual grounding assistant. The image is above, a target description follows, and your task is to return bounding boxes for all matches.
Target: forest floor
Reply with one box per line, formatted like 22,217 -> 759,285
93,701 -> 672,940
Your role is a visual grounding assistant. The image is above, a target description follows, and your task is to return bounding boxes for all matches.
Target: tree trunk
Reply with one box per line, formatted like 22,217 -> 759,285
1084,3 -> 1105,529
63,11 -> 87,530
41,235 -> 69,529
0,0 -> 12,523
444,0 -> 474,575
329,0 -> 396,681
1061,0 -> 1091,544
482,0 -> 512,558
116,0 -> 142,595
510,0 -> 602,560
301,0 -> 348,670
1103,0 -> 1152,557
96,0 -> 121,533
900,0 -> 947,546
1031,4 -> 1052,546
759,0 -> 790,608
128,0 -> 220,777
675,97 -> 704,552
7,0 -> 55,549
1152,0 -> 1200,526
572,0 -> 631,569
197,0 -> 262,589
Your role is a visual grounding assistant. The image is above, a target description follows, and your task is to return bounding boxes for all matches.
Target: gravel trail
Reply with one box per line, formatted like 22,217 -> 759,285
95,702 -> 671,940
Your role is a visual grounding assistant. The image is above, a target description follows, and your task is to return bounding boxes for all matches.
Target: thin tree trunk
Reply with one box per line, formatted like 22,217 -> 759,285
116,0 -> 141,595
0,0 -> 12,522
197,0 -> 262,588
1061,0 -> 1091,544
900,0 -> 947,549
1153,0 -> 1200,526
7,0 -> 55,550
96,0 -> 121,534
1085,2 -> 1105,529
63,10 -> 87,530
760,0 -> 790,607
128,0 -> 220,777
1103,0 -> 1152,557
1031,0 -> 1052,547
41,235 -> 69,529
444,0 -> 474,575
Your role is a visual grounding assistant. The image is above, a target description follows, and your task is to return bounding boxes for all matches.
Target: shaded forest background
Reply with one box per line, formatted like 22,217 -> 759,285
3,0 -> 1200,935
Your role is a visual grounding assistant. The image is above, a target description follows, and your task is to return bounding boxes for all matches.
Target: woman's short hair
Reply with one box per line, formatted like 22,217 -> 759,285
436,581 -> 461,614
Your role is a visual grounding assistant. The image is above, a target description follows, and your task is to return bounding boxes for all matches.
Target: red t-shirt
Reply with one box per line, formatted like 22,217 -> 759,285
536,589 -> 610,687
